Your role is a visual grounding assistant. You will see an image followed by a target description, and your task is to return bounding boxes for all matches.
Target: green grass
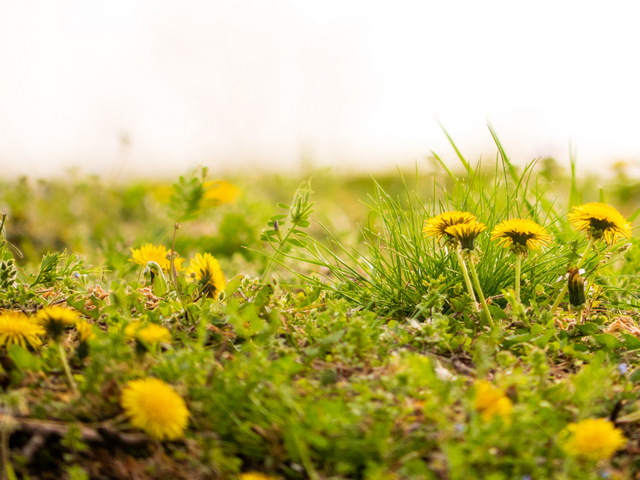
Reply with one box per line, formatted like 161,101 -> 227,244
0,134 -> 639,479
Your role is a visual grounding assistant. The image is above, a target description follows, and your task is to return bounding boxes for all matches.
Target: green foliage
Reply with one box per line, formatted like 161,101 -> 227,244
0,140 -> 637,478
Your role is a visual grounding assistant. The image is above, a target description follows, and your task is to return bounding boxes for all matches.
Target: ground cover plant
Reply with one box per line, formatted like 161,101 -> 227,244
0,133 -> 640,479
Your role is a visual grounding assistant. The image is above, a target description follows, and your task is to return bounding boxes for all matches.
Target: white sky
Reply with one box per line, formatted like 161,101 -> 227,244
1,0 -> 640,178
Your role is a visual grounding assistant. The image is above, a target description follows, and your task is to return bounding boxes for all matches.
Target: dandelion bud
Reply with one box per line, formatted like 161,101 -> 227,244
568,267 -> 586,310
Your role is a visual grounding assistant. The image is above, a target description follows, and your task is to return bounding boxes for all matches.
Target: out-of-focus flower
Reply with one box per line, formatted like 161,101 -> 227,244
474,380 -> 512,421
0,312 -> 45,349
563,418 -> 626,460
36,307 -> 79,342
121,378 -> 189,440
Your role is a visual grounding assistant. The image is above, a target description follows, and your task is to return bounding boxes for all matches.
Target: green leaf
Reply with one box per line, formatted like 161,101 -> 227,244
573,323 -> 599,336
532,331 -> 556,348
224,274 -> 245,297
502,332 -> 535,349
621,332 -> 640,350
8,344 -> 42,371
592,333 -> 621,350
487,305 -> 509,319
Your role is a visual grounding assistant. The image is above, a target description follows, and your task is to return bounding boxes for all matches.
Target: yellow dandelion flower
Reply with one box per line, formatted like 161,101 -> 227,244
121,378 -> 189,440
445,221 -> 486,251
186,253 -> 226,297
423,211 -> 477,240
567,203 -> 632,244
563,418 -> 626,460
129,244 -> 184,272
474,380 -> 512,421
75,320 -> 95,342
0,312 -> 45,350
203,180 -> 241,205
36,306 -> 79,342
137,324 -> 171,344
491,218 -> 552,255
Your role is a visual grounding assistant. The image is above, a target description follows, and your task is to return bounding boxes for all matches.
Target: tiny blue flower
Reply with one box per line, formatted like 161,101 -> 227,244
618,363 -> 629,375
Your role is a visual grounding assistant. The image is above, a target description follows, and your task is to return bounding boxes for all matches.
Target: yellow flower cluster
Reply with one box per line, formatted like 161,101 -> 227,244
129,245 -> 226,297
0,307 -> 98,351
425,202 -> 632,253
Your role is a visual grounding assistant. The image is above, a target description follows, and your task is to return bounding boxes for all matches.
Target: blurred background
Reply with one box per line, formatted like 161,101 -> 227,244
1,0 -> 640,179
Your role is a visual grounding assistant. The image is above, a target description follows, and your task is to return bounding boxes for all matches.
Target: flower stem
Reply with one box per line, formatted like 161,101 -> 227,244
550,237 -> 596,315
456,249 -> 479,312
466,255 -> 495,329
57,342 -> 78,395
514,253 -> 522,304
